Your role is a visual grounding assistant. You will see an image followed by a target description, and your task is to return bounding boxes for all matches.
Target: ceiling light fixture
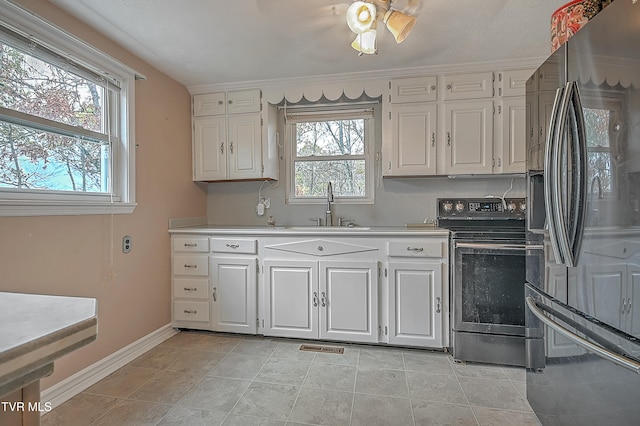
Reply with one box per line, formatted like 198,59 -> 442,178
346,0 -> 417,55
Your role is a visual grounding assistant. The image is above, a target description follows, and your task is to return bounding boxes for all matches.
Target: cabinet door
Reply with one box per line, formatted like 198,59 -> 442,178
390,76 -> 437,103
211,257 -> 257,334
193,92 -> 225,116
227,89 -> 261,114
263,260 -> 318,339
443,72 -> 494,100
497,97 -> 527,174
498,69 -> 532,97
193,116 -> 227,181
387,103 -> 437,176
388,261 -> 443,348
319,261 -> 379,343
227,114 -> 262,179
444,100 -> 494,174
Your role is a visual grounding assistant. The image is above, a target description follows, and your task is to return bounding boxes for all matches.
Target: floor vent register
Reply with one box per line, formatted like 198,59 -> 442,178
299,344 -> 344,354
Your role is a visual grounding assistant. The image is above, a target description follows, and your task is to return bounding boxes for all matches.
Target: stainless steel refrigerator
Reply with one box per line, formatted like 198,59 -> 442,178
525,1 -> 640,424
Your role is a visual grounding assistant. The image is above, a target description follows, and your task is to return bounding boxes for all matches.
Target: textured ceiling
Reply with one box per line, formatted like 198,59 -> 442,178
50,0 -> 568,89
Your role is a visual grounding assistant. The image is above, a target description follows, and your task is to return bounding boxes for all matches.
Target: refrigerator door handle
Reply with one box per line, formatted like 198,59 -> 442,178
526,297 -> 640,374
567,82 -> 588,267
544,87 -> 565,265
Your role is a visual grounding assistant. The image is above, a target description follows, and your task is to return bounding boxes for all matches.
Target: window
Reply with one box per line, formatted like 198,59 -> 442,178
0,3 -> 139,215
286,107 -> 375,203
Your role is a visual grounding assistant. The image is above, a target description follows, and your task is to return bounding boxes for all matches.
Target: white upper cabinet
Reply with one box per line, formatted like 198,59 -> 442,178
443,99 -> 494,175
192,89 -> 278,182
442,72 -> 494,100
390,76 -> 437,103
387,103 -> 437,176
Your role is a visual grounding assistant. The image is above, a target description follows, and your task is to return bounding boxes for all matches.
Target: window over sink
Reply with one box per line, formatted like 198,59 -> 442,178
284,104 -> 375,204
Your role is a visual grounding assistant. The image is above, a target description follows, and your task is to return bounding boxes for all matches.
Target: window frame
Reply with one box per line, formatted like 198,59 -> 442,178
0,1 -> 142,216
284,105 -> 375,205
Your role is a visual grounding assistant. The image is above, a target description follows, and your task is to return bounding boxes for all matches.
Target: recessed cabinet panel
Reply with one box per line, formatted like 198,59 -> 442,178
498,97 -> 527,173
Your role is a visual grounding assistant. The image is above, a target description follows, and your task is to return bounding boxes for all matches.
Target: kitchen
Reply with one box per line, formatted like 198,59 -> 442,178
1,0 -> 637,425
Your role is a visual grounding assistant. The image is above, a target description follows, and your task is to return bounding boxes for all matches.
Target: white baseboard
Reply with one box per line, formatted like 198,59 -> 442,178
41,324 -> 178,410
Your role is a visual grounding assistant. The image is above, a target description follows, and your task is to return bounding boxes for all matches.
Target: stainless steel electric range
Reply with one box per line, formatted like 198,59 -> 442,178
437,197 -> 527,366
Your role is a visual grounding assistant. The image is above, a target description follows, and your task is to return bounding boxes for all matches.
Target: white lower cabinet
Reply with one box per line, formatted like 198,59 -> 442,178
211,257 -> 257,334
171,237 -> 211,330
388,261 -> 443,347
263,259 -> 379,343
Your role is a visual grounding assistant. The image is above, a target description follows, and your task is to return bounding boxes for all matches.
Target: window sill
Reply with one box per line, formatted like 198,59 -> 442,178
0,200 -> 137,217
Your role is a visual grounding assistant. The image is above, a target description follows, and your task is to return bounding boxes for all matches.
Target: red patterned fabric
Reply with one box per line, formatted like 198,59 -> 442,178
551,0 -> 614,52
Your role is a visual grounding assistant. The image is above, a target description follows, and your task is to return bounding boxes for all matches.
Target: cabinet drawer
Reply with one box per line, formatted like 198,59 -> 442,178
173,255 -> 209,276
173,237 -> 209,253
174,301 -> 209,322
193,92 -> 225,116
173,278 -> 209,299
388,240 -> 444,258
211,238 -> 257,254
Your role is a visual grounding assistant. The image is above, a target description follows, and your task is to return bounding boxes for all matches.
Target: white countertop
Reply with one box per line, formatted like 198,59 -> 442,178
168,224 -> 449,237
0,292 -> 97,398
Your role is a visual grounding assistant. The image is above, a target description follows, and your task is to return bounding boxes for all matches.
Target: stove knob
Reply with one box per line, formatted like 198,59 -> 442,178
442,201 -> 453,213
455,202 -> 465,213
519,202 -> 527,212
507,201 -> 517,213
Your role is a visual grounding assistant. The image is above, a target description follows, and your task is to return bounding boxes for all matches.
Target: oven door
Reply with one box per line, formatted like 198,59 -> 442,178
453,240 -> 527,336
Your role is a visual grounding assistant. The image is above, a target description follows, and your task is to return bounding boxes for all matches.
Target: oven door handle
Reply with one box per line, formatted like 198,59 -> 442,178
454,242 -> 527,251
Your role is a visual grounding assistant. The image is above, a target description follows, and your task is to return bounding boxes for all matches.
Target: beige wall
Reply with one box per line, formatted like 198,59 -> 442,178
0,0 -> 206,390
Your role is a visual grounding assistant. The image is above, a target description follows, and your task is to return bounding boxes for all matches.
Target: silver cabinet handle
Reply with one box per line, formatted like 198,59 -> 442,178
212,287 -> 217,302
184,264 -> 197,269
406,247 -> 424,252
526,297 -> 640,374
436,297 -> 441,314
183,287 -> 197,292
230,141 -> 234,154
447,132 -> 451,146
220,142 -> 224,154
226,243 -> 240,249
183,243 -> 198,247
321,291 -> 326,307
313,292 -> 318,307
628,298 -> 633,314
431,132 -> 435,148
184,309 -> 198,315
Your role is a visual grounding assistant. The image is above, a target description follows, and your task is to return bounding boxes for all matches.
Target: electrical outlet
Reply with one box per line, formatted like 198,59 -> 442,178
122,235 -> 132,253
260,197 -> 270,208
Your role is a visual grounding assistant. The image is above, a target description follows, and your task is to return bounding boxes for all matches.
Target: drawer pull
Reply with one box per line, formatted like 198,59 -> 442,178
183,243 -> 198,247
213,287 -> 217,302
436,297 -> 441,314
226,243 -> 240,249
406,247 -> 424,252
321,291 -> 326,307
313,292 -> 319,307
184,264 -> 198,269
183,287 -> 197,292
183,309 -> 198,314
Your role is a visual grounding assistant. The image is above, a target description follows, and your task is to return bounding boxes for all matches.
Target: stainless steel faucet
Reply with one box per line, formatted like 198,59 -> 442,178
589,175 -> 604,226
325,182 -> 334,227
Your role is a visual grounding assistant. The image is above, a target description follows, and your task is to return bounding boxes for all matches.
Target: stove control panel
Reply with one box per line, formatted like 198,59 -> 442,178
437,198 -> 526,220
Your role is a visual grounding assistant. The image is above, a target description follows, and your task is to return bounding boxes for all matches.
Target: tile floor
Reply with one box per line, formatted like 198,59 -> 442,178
42,331 -> 541,426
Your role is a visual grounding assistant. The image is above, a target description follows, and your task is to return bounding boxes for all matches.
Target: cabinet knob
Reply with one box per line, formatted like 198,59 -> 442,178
317,245 -> 324,251
447,84 -> 452,90
431,85 -> 436,91
218,100 -> 223,105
